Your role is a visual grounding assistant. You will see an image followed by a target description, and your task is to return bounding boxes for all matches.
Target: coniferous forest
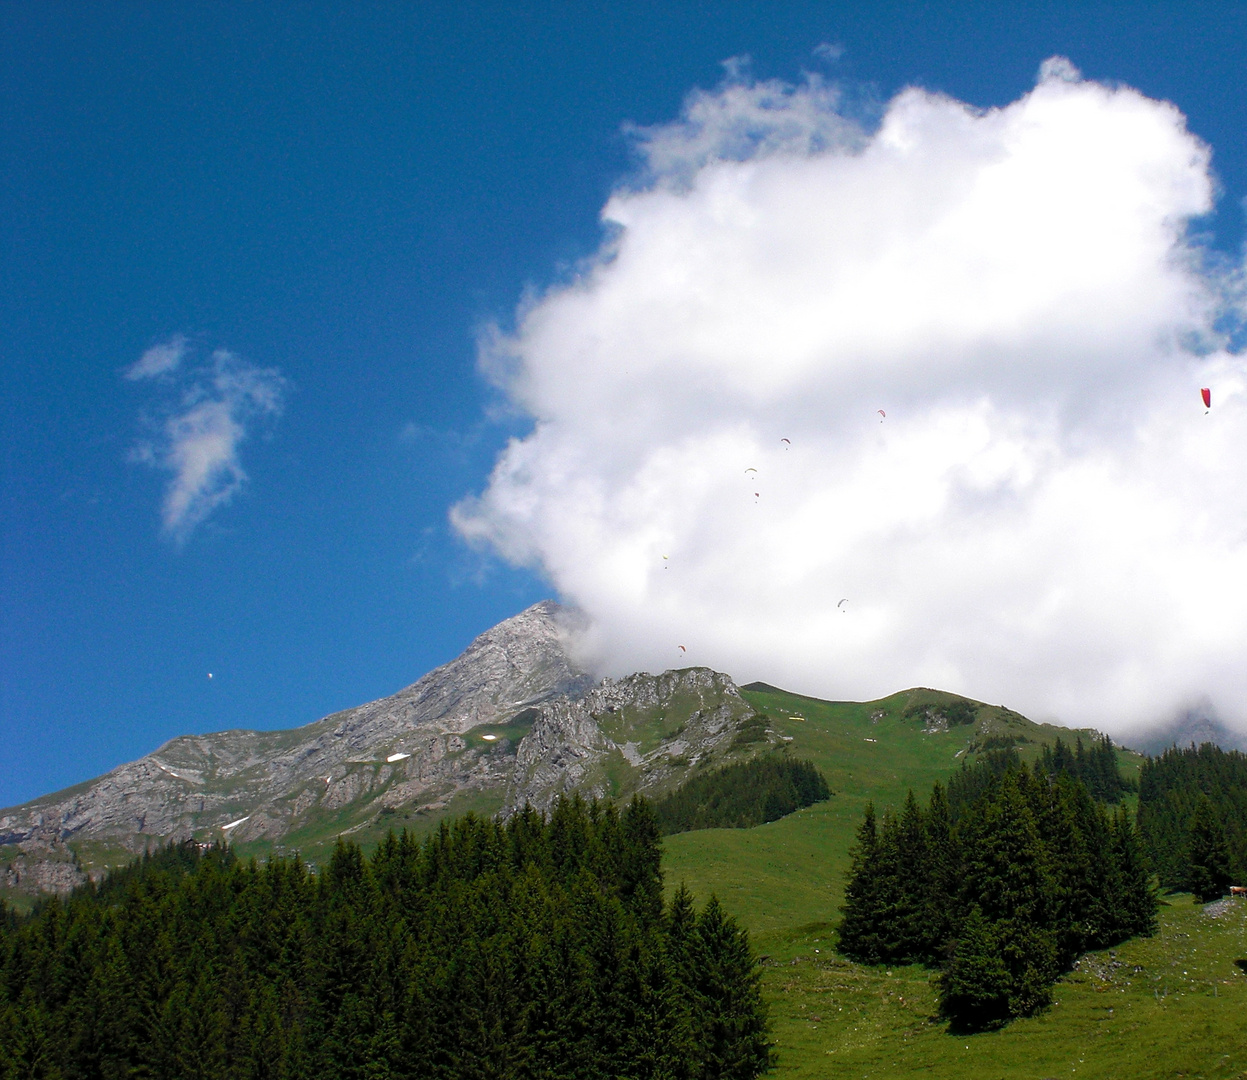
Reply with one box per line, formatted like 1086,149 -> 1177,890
1035,733 -> 1134,803
0,796 -> 772,1080
838,761 -> 1157,1032
652,756 -> 830,835
1138,743 -> 1247,900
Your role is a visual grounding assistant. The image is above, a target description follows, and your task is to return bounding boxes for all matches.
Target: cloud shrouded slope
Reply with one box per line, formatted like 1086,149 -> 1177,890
454,59 -> 1247,736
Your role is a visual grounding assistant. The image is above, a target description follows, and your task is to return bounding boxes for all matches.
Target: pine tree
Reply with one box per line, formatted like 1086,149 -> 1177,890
1092,734 -> 1123,802
1044,776 -> 1112,959
893,790 -> 931,961
870,810 -> 905,962
951,769 -> 1058,1022
1107,805 -> 1158,938
837,804 -> 887,963
692,896 -> 772,1080
958,771 -> 1050,928
663,884 -> 703,1079
621,794 -> 664,926
1188,794 -> 1233,901
922,781 -> 959,962
0,991 -> 63,1080
938,907 -> 1011,1031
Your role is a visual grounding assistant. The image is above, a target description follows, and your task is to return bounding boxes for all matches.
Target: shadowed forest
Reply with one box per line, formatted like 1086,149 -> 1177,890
0,797 -> 771,1080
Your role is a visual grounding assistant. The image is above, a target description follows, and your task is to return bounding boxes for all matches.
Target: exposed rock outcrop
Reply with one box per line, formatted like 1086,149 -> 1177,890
0,602 -> 590,868
506,668 -> 755,812
0,603 -> 773,897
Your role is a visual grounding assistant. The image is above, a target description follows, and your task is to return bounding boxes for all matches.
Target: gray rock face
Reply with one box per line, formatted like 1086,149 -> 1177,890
0,602 -> 772,896
506,668 -> 755,813
0,844 -> 86,893
0,602 -> 589,855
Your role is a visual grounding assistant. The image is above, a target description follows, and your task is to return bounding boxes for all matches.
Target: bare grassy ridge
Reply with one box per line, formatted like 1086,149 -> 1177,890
662,686 -> 1247,1075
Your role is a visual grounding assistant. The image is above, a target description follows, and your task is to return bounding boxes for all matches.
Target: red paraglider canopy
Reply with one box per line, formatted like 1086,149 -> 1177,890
1202,387 -> 1211,409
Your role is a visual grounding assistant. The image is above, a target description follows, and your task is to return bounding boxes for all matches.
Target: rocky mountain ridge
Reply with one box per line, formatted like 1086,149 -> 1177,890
0,602 -> 769,896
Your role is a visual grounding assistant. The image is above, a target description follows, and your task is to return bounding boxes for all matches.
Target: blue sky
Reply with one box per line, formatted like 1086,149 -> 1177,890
5,2 -> 1247,809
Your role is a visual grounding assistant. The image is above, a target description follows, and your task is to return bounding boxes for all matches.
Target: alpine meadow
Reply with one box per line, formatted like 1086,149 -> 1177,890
5,675 -> 1246,1077
8,7 -> 1247,1080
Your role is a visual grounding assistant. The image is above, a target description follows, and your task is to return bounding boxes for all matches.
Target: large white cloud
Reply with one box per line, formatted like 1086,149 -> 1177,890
453,59 -> 1247,737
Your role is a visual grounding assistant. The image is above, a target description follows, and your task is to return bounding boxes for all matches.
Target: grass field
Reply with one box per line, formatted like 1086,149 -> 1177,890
756,896 -> 1247,1079
662,683 -> 1098,932
662,685 -> 1247,1077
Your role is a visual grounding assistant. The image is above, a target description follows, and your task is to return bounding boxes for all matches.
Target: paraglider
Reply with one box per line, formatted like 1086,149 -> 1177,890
877,409 -> 886,421
1202,387 -> 1211,410
781,438 -> 791,446
678,645 -> 687,653
745,467 -> 758,475
837,598 -> 848,610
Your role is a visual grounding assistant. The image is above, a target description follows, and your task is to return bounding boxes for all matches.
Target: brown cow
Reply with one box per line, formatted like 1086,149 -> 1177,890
1230,885 -> 1247,897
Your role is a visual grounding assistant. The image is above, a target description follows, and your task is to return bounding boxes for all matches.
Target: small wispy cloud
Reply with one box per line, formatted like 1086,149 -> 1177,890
124,334 -> 187,380
813,42 -> 845,63
126,341 -> 285,543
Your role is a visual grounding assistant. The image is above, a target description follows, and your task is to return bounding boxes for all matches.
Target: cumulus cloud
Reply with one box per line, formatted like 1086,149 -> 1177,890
453,58 -> 1247,738
127,343 -> 284,542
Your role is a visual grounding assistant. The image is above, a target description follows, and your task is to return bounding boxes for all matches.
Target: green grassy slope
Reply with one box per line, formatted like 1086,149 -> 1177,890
663,684 -> 1134,931
760,895 -> 1247,1079
660,685 -> 1247,1075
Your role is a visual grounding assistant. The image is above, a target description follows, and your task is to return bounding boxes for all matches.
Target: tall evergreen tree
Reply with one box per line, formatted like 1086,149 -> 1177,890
892,791 -> 932,961
955,770 -> 1058,1019
1188,794 -> 1233,902
938,907 -> 1012,1031
922,781 -> 959,961
1107,805 -> 1158,938
837,804 -> 887,963
692,897 -> 773,1080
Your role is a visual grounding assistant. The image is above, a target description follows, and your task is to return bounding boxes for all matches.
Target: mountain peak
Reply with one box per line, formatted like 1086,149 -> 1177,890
1,601 -> 771,896
0,600 -> 590,868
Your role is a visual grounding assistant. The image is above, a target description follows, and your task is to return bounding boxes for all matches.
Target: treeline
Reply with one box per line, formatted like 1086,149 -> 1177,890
946,747 -> 1023,817
652,756 -> 830,835
1036,733 -> 1133,803
1138,743 -> 1247,900
839,764 -> 1157,1031
0,797 -> 772,1080
943,735 -> 1132,819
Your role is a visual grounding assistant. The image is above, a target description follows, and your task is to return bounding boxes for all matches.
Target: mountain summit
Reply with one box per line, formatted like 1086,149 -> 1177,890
0,602 -> 765,894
